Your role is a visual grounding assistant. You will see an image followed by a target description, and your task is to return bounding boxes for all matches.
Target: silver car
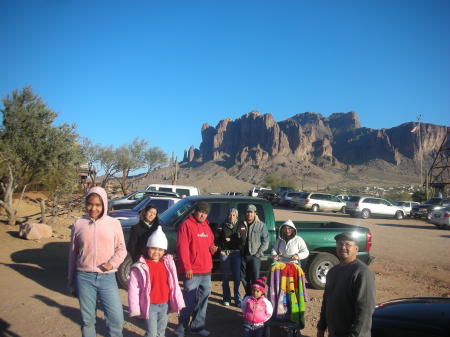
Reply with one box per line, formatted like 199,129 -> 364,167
429,206 -> 450,229
292,192 -> 347,213
346,196 -> 406,220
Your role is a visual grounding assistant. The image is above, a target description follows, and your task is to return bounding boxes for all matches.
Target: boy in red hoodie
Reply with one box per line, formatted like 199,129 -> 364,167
174,202 -> 218,337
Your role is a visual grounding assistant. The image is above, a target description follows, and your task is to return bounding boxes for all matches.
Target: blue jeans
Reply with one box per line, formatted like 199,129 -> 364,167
175,275 -> 211,336
241,255 -> 261,296
145,302 -> 168,337
243,323 -> 264,337
220,251 -> 242,304
75,272 -> 124,337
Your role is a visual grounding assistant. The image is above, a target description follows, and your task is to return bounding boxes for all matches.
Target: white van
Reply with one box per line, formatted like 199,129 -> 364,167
145,184 -> 200,198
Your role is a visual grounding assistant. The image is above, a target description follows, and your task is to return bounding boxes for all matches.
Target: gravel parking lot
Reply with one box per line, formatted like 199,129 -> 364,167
0,207 -> 449,337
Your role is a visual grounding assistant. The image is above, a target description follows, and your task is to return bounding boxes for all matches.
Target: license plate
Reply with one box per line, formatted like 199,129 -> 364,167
434,214 -> 441,218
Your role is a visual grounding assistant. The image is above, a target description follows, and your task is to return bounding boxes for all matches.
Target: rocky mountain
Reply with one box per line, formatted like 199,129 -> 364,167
182,111 -> 448,174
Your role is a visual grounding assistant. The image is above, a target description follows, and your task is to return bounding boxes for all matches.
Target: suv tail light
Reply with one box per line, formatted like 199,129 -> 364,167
305,199 -> 310,204
444,212 -> 450,218
365,232 -> 373,252
355,202 -> 359,207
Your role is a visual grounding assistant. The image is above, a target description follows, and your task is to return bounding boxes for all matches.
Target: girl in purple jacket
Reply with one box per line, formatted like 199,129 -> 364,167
128,226 -> 185,337
241,276 -> 273,337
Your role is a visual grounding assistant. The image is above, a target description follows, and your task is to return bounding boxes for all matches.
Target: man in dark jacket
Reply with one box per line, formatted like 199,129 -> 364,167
317,232 -> 375,337
240,204 -> 269,296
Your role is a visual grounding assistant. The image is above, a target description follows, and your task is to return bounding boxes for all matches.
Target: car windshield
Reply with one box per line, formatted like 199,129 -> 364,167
132,197 -> 151,211
425,198 -> 442,205
159,198 -> 194,226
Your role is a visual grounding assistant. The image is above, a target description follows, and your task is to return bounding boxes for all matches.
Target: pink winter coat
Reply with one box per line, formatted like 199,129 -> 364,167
242,295 -> 273,324
128,254 -> 185,319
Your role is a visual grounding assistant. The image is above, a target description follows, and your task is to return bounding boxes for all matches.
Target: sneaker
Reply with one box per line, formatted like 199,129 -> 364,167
223,301 -> 230,306
192,329 -> 210,336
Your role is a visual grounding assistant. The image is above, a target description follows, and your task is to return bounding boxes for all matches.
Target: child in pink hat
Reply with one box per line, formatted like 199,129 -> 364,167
241,276 -> 273,337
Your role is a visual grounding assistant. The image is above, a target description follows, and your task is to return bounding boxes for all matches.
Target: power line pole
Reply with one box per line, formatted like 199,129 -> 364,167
417,114 -> 422,188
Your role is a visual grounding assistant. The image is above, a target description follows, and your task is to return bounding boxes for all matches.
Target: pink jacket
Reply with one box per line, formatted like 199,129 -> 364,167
68,187 -> 127,286
242,295 -> 273,324
128,254 -> 185,319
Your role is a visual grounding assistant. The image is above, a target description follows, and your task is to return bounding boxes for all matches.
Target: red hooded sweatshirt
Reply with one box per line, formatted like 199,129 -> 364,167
176,214 -> 215,274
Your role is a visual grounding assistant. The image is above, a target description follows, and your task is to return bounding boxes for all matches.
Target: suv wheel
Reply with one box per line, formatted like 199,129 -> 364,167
117,254 -> 132,289
311,204 -> 319,212
306,253 -> 339,290
361,209 -> 370,219
395,211 -> 404,220
426,212 -> 433,221
340,206 -> 346,213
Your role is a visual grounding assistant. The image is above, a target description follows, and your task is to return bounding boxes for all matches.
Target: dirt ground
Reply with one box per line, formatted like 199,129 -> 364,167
1,201 -> 449,337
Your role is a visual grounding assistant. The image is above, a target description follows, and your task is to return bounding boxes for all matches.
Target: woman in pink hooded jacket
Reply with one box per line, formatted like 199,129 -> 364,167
68,186 -> 127,337
128,225 -> 185,337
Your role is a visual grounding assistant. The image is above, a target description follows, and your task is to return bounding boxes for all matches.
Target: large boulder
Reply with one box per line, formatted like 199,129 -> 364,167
19,222 -> 52,240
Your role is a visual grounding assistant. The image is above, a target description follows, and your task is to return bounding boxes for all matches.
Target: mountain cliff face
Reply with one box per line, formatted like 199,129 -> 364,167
182,111 -> 448,172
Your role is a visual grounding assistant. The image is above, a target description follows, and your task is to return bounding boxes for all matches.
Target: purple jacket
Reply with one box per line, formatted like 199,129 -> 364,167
128,254 -> 185,319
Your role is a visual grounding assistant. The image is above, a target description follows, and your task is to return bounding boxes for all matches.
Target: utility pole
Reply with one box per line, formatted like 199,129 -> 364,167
417,114 -> 423,188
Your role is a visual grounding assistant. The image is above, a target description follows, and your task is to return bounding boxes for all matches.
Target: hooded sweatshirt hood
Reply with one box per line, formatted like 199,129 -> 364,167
279,219 -> 297,239
86,186 -> 108,221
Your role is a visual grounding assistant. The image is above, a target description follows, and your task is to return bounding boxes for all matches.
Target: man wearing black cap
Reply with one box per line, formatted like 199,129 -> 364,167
317,232 -> 375,337
175,202 -> 218,337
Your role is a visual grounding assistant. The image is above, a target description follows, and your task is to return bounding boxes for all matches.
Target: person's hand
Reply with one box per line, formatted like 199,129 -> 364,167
185,270 -> 193,280
317,329 -> 325,337
220,251 -> 226,256
100,263 -> 113,271
291,255 -> 299,261
273,255 -> 280,261
210,245 -> 218,254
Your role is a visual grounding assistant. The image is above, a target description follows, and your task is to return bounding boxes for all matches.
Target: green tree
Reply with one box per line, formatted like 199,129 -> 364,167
264,174 -> 297,191
0,86 -> 82,225
80,137 -> 101,187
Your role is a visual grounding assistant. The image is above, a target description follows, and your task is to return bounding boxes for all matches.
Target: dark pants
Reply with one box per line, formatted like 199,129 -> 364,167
243,323 -> 264,337
241,255 -> 261,296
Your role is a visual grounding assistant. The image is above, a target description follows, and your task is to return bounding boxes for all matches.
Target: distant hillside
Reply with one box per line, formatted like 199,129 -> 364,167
135,111 -> 448,194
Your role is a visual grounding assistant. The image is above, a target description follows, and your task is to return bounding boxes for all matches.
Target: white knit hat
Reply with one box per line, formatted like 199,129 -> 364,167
146,226 -> 168,250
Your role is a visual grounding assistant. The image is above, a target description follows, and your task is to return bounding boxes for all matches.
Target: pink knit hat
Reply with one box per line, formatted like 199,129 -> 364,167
252,276 -> 267,294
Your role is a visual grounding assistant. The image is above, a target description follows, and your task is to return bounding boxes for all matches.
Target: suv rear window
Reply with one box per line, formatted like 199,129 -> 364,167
348,196 -> 361,202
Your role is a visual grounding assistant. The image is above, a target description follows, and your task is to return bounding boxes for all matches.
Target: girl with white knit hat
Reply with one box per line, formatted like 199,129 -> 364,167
128,226 -> 185,337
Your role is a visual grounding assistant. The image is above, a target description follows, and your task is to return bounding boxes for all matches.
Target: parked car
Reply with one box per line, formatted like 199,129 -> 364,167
372,297 -> 450,337
278,192 -> 308,207
145,183 -> 200,197
248,187 -> 271,197
346,196 -> 406,220
109,190 -> 179,210
117,195 -> 373,289
336,194 -> 350,202
257,189 -> 278,204
108,197 -> 179,222
292,192 -> 347,213
411,197 -> 450,220
394,201 -> 420,217
428,206 -> 450,229
225,191 -> 243,196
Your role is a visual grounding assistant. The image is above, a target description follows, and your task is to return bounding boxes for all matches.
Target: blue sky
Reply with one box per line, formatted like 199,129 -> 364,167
1,0 -> 449,160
